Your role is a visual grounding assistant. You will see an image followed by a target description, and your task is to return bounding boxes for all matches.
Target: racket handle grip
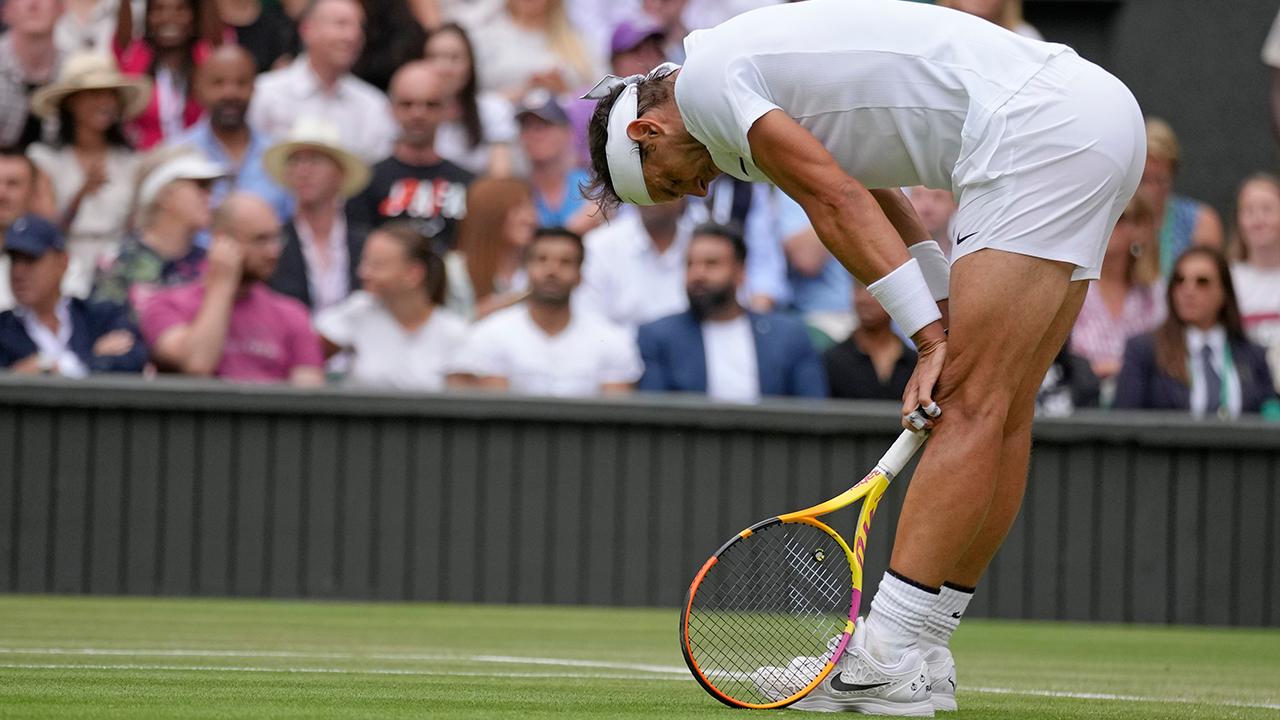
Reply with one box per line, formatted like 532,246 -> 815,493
876,429 -> 928,478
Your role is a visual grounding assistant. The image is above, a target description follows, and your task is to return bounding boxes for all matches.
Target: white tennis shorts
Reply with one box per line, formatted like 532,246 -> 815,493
949,51 -> 1146,281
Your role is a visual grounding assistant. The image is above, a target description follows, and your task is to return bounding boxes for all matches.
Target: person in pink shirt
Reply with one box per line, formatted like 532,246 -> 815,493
1069,193 -> 1165,382
140,191 -> 325,385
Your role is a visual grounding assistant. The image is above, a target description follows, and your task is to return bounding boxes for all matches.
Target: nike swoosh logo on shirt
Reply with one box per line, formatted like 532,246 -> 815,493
956,232 -> 978,246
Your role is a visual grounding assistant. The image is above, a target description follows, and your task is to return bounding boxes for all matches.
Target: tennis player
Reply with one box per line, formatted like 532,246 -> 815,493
583,0 -> 1143,714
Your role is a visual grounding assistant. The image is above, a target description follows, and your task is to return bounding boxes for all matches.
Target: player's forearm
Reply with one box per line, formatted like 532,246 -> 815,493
869,188 -> 931,246
804,179 -> 912,285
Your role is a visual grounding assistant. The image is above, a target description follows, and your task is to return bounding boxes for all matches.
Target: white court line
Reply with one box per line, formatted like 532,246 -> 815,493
0,649 -> 1277,711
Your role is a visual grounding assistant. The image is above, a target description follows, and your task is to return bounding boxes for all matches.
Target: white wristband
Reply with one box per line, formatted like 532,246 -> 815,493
908,240 -> 950,302
867,258 -> 942,338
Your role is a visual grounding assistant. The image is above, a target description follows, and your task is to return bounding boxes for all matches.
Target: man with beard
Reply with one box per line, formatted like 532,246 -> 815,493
448,227 -> 641,397
636,222 -> 826,401
175,44 -> 291,220
141,192 -> 325,385
347,60 -> 472,252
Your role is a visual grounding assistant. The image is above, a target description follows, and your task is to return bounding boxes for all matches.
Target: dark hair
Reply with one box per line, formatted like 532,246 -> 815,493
427,23 -> 483,150
691,221 -> 747,264
528,226 -> 585,267
56,104 -> 133,150
0,146 -> 36,181
582,71 -> 676,211
374,220 -> 449,305
1153,246 -> 1245,385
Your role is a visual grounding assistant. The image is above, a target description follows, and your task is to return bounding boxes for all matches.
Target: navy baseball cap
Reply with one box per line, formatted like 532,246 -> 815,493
516,89 -> 570,126
4,214 -> 65,257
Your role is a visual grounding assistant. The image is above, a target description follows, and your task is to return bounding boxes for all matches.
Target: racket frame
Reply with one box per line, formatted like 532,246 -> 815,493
679,429 -> 925,710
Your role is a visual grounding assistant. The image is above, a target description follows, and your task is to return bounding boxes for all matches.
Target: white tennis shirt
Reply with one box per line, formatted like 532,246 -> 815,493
674,0 -> 1070,191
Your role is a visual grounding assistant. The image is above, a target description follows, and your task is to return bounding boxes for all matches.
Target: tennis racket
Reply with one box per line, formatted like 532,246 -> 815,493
679,428 -> 928,709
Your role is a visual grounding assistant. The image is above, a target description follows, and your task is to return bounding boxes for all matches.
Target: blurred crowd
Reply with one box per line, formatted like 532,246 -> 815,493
0,0 -> 1277,421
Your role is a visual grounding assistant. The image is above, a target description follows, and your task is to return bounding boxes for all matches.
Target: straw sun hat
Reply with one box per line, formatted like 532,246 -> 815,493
262,116 -> 371,199
29,52 -> 152,120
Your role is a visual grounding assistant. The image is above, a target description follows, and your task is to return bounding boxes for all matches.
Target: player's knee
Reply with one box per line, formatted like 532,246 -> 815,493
938,381 -> 1013,430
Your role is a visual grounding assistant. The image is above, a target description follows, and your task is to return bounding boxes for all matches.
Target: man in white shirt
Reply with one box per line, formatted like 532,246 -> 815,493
636,222 -> 825,401
449,227 -> 641,397
580,0 -> 1145,712
247,0 -> 396,164
577,199 -> 694,331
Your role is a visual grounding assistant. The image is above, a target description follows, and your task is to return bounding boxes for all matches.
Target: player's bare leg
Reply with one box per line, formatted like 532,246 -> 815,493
917,277 -> 1088,712
860,249 -> 1076,669
946,279 -> 1089,588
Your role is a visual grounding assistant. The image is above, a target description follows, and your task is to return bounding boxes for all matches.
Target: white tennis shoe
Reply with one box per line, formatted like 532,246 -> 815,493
922,645 -> 957,712
789,619 -> 934,715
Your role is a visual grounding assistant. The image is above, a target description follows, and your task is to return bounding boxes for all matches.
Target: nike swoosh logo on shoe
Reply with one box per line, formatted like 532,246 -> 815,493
829,675 -> 891,692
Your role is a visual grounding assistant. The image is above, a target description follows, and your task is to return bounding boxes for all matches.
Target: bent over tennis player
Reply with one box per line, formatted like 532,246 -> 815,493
582,0 -> 1143,715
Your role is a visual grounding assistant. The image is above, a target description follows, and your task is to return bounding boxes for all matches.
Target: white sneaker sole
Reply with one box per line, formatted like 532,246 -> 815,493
792,695 -> 936,715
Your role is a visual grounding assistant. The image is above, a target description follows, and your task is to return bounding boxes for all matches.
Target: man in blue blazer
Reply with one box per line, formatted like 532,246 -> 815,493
0,215 -> 146,375
637,223 -> 826,400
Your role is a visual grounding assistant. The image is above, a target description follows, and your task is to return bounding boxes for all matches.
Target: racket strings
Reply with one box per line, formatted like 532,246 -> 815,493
685,522 -> 854,704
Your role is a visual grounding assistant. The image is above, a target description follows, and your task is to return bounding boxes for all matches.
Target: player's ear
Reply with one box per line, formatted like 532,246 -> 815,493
626,117 -> 662,143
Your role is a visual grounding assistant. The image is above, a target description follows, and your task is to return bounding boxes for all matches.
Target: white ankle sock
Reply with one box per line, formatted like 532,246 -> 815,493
864,570 -> 939,664
921,583 -> 974,650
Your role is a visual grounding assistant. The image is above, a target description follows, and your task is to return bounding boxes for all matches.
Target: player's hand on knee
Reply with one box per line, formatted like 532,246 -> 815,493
902,336 -> 946,430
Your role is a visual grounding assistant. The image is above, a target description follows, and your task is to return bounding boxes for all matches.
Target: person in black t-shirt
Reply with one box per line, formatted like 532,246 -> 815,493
217,0 -> 297,73
347,60 -> 472,254
823,283 -> 917,401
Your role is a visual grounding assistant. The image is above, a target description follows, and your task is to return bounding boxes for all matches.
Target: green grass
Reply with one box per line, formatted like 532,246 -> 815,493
0,595 -> 1276,718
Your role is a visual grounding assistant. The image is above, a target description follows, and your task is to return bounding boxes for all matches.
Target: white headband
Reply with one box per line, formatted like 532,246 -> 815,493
582,62 -> 680,206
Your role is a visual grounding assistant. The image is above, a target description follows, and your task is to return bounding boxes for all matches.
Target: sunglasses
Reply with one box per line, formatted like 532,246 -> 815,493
1172,273 -> 1215,288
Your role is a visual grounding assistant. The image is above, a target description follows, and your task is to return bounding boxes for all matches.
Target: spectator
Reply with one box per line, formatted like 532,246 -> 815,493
351,0 -> 426,91
449,226 -> 640,396
1069,193 -> 1164,383
55,0 -> 118,56
141,191 -> 325,384
578,198 -> 693,330
470,0 -> 602,100
248,0 -> 397,164
938,0 -> 1042,40
0,147 -> 46,308
424,22 -> 515,177
215,0 -> 295,72
0,0 -> 63,147
263,116 -> 370,313
173,43 -> 290,219
28,51 -> 149,297
0,214 -> 146,374
1035,344 -> 1099,418
1114,247 -> 1275,418
516,90 -> 598,236
315,221 -> 467,390
452,175 -> 536,319
347,61 -> 472,253
114,0 -> 216,149
641,0 -> 689,63
608,18 -> 666,77
905,185 -> 957,257
1228,173 -> 1280,391
1139,118 -> 1224,277
636,223 -> 826,401
92,148 -> 223,309
690,177 -> 789,314
824,283 -> 914,401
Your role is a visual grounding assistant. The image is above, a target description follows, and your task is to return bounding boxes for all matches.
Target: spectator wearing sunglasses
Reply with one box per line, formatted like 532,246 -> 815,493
1114,247 -> 1276,418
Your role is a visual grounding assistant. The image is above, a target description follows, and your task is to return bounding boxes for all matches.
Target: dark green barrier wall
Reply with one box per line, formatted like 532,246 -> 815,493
0,376 -> 1276,625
